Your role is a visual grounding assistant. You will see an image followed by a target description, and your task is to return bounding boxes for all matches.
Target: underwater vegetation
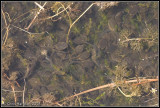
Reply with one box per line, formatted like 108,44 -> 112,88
2,2 -> 158,107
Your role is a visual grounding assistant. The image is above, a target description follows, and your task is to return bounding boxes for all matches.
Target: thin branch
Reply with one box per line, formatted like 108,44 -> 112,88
25,2 -> 47,31
58,2 -> 72,26
1,9 -> 8,26
121,37 -> 153,43
66,3 -> 96,44
23,79 -> 26,106
2,9 -> 11,46
10,84 -> 17,104
2,89 -> 23,93
34,2 -> 45,10
53,78 -> 158,104
11,24 -> 45,35
12,25 -> 32,34
117,86 -> 133,97
39,5 -> 71,21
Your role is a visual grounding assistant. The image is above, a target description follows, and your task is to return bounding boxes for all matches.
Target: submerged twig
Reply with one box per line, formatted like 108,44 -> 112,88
121,37 -> 153,43
25,2 -> 47,31
53,78 -> 158,105
2,9 -> 11,46
23,79 -> 26,106
39,5 -> 71,21
12,24 -> 45,35
66,3 -> 96,44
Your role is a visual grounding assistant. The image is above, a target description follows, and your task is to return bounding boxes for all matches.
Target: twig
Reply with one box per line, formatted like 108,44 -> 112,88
23,79 -> 26,106
2,9 -> 11,46
58,2 -> 72,26
12,25 -> 32,35
10,84 -> 17,104
2,27 -> 10,46
39,5 -> 71,21
66,3 -> 96,44
53,78 -> 158,104
117,86 -> 133,97
121,37 -> 153,43
25,2 -> 47,31
132,78 -> 158,86
144,97 -> 158,103
2,89 -> 23,93
12,24 -> 45,35
13,8 -> 37,23
2,9 -> 7,26
34,2 -> 45,10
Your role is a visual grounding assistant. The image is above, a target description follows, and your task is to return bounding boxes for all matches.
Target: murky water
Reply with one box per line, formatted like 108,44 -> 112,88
2,2 -> 158,106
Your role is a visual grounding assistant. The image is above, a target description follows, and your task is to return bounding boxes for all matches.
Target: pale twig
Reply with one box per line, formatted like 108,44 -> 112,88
39,5 -> 71,21
25,2 -> 47,31
34,2 -> 45,10
144,97 -> 158,103
66,3 -> 96,43
13,8 -> 37,23
2,27 -> 11,46
12,24 -> 45,35
2,9 -> 7,26
2,9 -> 11,46
12,25 -> 31,34
11,84 -> 17,104
23,79 -> 26,106
121,37 -> 153,43
58,2 -> 72,25
2,89 -> 23,93
5,12 -> 12,22
117,86 -> 133,97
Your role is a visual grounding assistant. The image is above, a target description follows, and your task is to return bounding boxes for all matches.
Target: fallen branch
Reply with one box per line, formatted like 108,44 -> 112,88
53,78 -> 158,105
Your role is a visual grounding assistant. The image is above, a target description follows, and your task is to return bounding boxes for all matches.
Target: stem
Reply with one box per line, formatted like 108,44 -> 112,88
121,37 -> 153,43
53,78 -> 158,104
66,3 -> 96,44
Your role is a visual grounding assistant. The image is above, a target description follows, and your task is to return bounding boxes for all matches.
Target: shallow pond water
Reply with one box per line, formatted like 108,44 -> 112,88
2,1 -> 158,107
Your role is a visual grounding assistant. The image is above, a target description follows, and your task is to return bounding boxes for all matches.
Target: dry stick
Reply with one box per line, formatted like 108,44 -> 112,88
132,78 -> 158,86
25,2 -> 47,31
1,9 -> 7,26
39,5 -> 71,21
2,27 -> 10,46
13,8 -> 37,23
66,3 -> 96,44
12,25 -> 45,36
34,2 -> 45,10
2,9 -> 10,46
121,37 -> 153,43
10,83 -> 17,104
58,2 -> 72,25
2,89 -> 23,93
23,79 -> 26,106
54,78 -> 158,104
